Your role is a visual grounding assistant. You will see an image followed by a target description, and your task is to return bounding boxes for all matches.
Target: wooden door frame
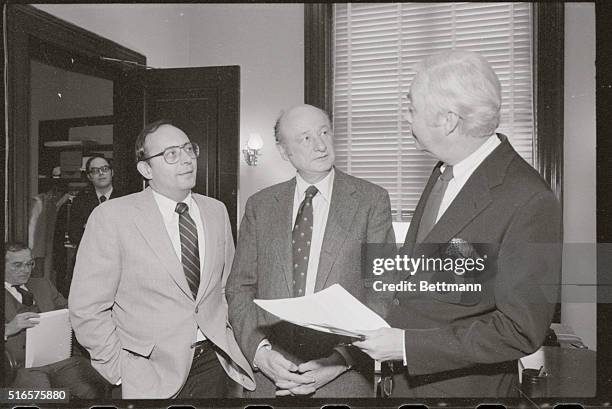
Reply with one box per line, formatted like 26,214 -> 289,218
4,5 -> 145,242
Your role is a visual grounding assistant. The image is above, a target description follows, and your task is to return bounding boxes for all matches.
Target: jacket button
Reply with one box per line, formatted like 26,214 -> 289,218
393,298 -> 400,306
195,306 -> 199,314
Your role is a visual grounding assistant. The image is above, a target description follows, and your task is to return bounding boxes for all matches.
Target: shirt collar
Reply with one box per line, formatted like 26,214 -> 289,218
151,189 -> 194,222
4,282 -> 25,290
95,187 -> 113,200
295,168 -> 335,203
448,134 -> 501,181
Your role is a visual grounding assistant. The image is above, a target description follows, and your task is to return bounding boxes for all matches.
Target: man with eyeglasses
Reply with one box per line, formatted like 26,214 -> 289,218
68,155 -> 123,247
69,120 -> 255,399
4,242 -> 104,397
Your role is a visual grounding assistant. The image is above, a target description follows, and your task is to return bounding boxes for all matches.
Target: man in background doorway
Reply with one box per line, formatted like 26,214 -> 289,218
68,155 -> 123,247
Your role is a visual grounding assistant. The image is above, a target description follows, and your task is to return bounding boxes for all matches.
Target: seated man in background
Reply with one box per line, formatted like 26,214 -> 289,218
4,242 -> 104,398
68,155 -> 123,247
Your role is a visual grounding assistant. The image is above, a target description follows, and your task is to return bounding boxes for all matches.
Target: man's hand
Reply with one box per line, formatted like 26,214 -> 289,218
352,328 -> 404,361
253,347 -> 315,390
275,351 -> 350,396
5,312 -> 40,337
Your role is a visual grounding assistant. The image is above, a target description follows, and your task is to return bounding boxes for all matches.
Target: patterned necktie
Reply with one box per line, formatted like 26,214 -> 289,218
416,165 -> 454,242
13,285 -> 34,306
175,202 -> 201,299
99,195 -> 107,204
292,185 -> 319,297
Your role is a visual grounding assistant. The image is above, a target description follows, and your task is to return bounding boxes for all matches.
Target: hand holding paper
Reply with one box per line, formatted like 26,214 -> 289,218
352,328 -> 406,361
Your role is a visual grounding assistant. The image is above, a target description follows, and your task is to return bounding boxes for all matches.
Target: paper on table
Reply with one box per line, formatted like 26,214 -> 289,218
254,284 -> 389,338
25,309 -> 72,368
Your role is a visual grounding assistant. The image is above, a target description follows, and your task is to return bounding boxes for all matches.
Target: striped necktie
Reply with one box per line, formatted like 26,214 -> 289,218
175,202 -> 201,299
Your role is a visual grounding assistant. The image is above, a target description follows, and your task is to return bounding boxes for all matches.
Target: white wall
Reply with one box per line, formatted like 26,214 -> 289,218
182,4 -> 303,215
34,4 -> 303,219
35,4 -> 191,68
562,3 -> 597,350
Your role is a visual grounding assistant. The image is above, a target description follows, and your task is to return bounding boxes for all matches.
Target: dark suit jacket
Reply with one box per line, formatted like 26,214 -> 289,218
68,187 -> 123,246
226,168 -> 395,397
5,278 -> 67,366
387,134 -> 562,397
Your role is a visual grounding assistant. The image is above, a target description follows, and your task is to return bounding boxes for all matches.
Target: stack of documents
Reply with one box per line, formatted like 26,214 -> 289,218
25,309 -> 72,368
254,284 -> 389,339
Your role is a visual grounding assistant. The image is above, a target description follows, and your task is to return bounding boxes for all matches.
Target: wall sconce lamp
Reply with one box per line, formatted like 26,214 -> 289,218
242,133 -> 263,166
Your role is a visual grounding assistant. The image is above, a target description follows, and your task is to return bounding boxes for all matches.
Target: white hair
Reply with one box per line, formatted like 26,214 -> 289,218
413,49 -> 502,138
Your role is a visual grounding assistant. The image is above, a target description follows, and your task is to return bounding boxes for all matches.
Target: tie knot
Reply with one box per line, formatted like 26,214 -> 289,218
99,195 -> 107,203
305,185 -> 319,199
440,165 -> 454,182
12,285 -> 20,289
175,202 -> 189,215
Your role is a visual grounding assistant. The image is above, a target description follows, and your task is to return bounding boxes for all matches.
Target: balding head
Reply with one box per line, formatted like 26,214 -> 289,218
274,104 -> 335,184
274,104 -> 331,145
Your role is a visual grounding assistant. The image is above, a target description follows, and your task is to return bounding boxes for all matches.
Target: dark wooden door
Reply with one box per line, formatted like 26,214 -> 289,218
115,66 -> 240,240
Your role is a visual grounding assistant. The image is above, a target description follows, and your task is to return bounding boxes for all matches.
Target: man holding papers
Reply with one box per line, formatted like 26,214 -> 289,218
352,50 -> 561,397
4,242 -> 102,397
226,104 -> 395,397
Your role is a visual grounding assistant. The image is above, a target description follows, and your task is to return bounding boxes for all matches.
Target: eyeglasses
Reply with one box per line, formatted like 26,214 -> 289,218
88,165 -> 112,176
10,260 -> 36,270
140,142 -> 199,164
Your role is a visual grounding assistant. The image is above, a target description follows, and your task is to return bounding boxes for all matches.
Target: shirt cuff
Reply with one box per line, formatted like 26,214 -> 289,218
402,330 -> 408,366
333,345 -> 354,369
116,378 -> 122,386
253,338 -> 272,369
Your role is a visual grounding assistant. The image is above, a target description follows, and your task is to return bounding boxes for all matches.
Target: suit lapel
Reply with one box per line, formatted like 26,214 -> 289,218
315,170 -> 358,292
132,188 -> 193,301
424,173 -> 492,245
193,195 -> 215,304
424,136 -> 514,245
270,180 -> 296,296
5,290 -> 18,321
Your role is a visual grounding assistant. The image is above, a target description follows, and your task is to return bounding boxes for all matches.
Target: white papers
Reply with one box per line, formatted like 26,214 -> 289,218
254,284 -> 389,339
25,309 -> 72,368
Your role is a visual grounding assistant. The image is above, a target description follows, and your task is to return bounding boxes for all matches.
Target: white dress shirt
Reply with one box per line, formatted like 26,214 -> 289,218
293,168 -> 335,295
403,133 -> 501,366
436,134 -> 501,222
152,189 -> 206,342
256,168 -> 352,367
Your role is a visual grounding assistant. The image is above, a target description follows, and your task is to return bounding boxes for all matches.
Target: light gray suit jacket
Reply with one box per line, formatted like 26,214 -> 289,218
69,187 -> 255,398
226,169 -> 395,397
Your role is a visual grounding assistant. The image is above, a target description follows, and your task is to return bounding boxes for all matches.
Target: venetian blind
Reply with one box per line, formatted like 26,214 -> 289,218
333,2 -> 534,220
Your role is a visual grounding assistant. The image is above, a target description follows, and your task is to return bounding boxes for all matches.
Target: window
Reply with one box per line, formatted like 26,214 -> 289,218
332,3 -> 535,220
